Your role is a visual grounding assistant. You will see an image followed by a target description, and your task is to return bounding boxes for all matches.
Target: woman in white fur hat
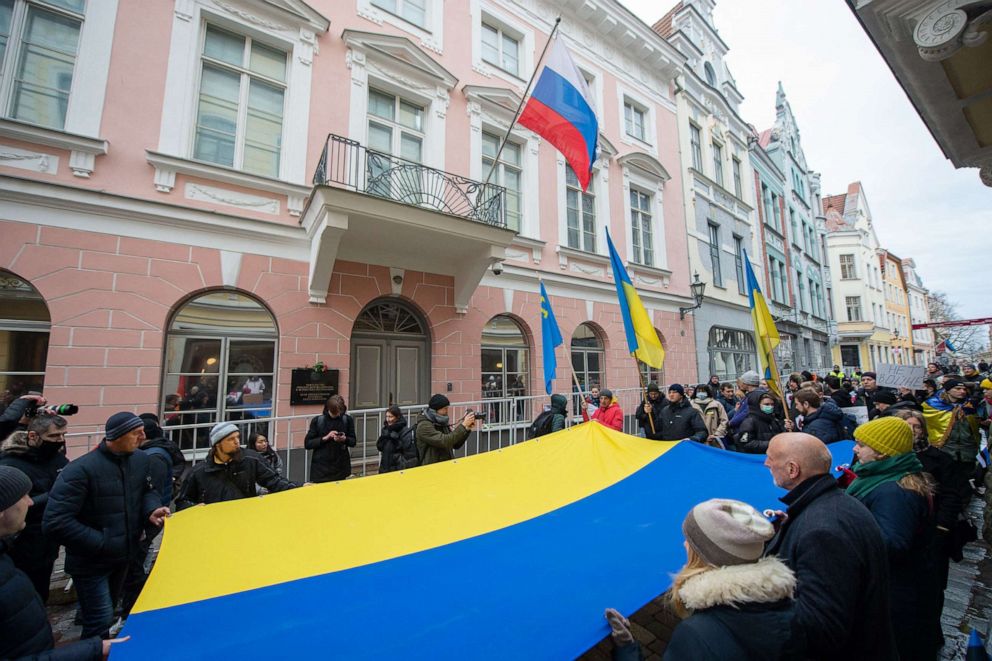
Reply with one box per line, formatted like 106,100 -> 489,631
605,498 -> 798,660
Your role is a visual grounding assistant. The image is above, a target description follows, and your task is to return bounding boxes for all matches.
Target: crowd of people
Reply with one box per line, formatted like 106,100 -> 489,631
0,358 -> 989,659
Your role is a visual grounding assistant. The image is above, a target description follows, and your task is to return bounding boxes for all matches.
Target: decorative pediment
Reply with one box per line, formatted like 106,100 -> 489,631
618,151 -> 671,182
342,29 -> 457,89
463,85 -> 523,121
212,0 -> 329,32
597,133 -> 618,159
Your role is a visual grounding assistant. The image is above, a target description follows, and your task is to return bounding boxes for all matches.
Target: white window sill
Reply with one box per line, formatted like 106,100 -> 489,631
146,151 -> 311,216
0,118 -> 107,178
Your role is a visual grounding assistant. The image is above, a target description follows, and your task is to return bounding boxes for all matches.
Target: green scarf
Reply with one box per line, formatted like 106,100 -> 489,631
847,453 -> 924,500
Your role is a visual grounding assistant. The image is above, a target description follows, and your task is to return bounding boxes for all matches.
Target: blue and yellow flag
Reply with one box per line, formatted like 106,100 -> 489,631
743,250 -> 782,400
606,230 -> 665,368
540,281 -> 563,395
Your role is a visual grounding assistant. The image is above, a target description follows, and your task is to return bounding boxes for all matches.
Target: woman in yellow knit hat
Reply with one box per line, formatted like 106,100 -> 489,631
848,416 -> 939,661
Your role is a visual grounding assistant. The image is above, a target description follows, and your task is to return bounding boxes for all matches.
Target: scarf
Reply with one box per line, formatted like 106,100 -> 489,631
425,408 -> 449,426
847,452 -> 924,500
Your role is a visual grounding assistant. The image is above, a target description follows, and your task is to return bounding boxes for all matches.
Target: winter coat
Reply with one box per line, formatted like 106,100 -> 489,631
589,401 -> 623,431
376,418 -> 416,473
634,397 -> 665,438
175,452 -> 296,509
800,399 -> 846,444
879,400 -> 922,417
0,432 -> 68,570
0,540 -> 102,661
42,441 -> 162,577
549,394 -> 568,433
735,409 -> 786,454
692,397 -> 728,440
0,396 -> 32,443
655,398 -> 707,442
853,480 -> 940,661
830,389 -> 854,409
917,445 -> 969,531
764,474 -> 897,661
415,411 -> 470,465
663,557 -> 799,661
251,446 -> 283,477
304,412 -> 357,482
140,436 -> 185,506
715,394 -> 737,418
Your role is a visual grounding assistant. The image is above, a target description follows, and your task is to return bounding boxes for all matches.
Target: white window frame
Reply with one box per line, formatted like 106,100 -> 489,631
689,122 -> 703,171
619,155 -> 669,272
711,140 -> 724,188
557,155 -> 608,258
731,156 -> 742,199
480,129 -> 523,232
358,0 -> 443,52
367,87 -> 425,163
469,3 -> 532,88
617,87 -> 654,151
847,296 -> 862,322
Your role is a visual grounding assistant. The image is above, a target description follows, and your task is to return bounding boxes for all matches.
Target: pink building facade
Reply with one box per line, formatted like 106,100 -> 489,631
0,0 -> 697,452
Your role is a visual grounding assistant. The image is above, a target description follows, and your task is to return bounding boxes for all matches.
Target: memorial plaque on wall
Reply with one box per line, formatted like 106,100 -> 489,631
290,368 -> 339,405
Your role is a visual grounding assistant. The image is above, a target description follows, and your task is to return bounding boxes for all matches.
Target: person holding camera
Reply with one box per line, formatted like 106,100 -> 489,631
0,393 -> 48,442
304,394 -> 357,482
415,395 -> 476,466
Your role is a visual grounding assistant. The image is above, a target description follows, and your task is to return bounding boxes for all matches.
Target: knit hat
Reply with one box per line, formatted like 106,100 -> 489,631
853,416 -> 914,457
0,465 -> 32,512
668,383 -> 685,396
862,371 -> 877,380
874,390 -> 898,406
209,422 -> 239,446
980,378 -> 992,390
682,499 -> 774,567
941,377 -> 965,391
599,389 -> 613,400
740,371 -> 761,386
646,382 -> 660,393
428,394 -> 450,411
104,412 -> 144,441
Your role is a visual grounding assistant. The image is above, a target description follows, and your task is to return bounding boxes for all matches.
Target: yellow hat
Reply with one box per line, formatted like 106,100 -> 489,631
854,416 -> 914,457
980,378 -> 992,390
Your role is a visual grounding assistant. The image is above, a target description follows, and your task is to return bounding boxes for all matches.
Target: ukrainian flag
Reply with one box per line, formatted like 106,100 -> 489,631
605,230 -> 665,368
744,250 -> 783,400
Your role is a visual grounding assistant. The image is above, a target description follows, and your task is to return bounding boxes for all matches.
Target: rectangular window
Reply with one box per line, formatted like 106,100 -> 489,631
367,88 -> 424,197
839,254 -> 857,279
194,25 -> 287,177
796,270 -> 805,311
712,141 -> 724,187
846,296 -> 862,322
689,123 -> 702,171
566,165 -> 596,253
732,157 -> 742,198
789,209 -> 798,244
768,257 -> 781,302
372,0 -> 426,28
624,99 -> 646,142
3,0 -> 85,130
771,193 -> 782,230
482,131 -> 521,232
481,21 -> 519,76
629,188 -> 653,266
733,235 -> 745,295
708,223 -> 722,287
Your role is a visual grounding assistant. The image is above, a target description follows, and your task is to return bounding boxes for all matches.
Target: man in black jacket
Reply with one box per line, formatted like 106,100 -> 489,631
654,384 -> 707,442
0,465 -> 122,660
0,393 -> 47,442
0,414 -> 69,602
176,422 -> 296,510
303,394 -> 357,482
43,412 -> 170,639
634,383 -> 665,439
763,433 -> 896,660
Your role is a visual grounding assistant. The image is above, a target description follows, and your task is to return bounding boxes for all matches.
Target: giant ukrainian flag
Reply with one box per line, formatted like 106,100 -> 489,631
117,426 -> 855,659
744,250 -> 783,400
606,229 -> 665,368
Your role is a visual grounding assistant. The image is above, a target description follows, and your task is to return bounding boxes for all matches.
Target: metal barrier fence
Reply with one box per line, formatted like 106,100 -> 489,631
64,389 -> 650,482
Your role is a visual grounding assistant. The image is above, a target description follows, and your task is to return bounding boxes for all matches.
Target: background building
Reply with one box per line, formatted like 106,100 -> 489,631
880,249 -> 913,365
902,257 -> 935,365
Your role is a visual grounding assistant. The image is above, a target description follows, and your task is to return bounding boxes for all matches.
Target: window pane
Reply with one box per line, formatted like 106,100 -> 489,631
243,79 -> 284,177
501,33 -> 518,74
371,0 -> 397,11
0,0 -> 12,68
503,140 -> 521,166
398,100 -> 422,131
368,89 -> 395,121
224,375 -> 272,410
250,41 -> 286,82
481,23 -> 499,65
44,0 -> 86,12
0,329 -> 48,375
170,292 -> 276,334
400,132 -> 421,162
204,25 -> 245,67
228,340 -> 276,373
401,0 -> 426,26
481,347 -> 502,373
482,132 -> 498,159
367,121 -> 392,153
164,337 -> 223,373
194,65 -> 240,167
11,7 -> 81,129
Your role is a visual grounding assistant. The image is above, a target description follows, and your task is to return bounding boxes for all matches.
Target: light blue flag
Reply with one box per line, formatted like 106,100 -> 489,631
540,281 -> 563,395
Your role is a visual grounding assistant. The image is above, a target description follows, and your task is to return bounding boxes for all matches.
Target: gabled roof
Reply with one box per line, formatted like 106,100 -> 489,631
823,208 -> 849,232
822,193 -> 846,215
652,2 -> 684,39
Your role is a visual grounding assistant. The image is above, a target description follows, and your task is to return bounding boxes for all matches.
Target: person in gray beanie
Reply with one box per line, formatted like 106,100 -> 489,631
175,422 -> 297,510
605,499 -> 798,661
43,412 -> 169,639
728,370 -> 770,439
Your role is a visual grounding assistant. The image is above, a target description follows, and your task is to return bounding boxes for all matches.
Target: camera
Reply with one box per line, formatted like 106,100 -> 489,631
25,401 -> 79,417
492,262 -> 503,276
470,410 -> 487,420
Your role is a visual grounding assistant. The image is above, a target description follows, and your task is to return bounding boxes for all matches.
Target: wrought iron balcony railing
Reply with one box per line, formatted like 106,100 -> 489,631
313,134 -> 507,228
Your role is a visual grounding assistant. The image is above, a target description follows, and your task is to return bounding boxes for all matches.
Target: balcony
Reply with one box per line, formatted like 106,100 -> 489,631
301,134 -> 516,311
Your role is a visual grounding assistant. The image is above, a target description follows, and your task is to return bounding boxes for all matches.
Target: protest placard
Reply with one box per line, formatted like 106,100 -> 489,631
874,362 -> 926,389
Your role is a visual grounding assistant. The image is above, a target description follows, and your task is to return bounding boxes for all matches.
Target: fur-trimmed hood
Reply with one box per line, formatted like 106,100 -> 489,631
678,556 -> 795,611
0,430 -> 33,455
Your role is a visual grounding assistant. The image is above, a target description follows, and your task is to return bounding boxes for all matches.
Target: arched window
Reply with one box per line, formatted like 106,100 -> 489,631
571,323 -> 604,392
162,291 -> 277,449
0,271 -> 50,399
708,327 -> 756,381
704,62 -> 717,86
481,315 -> 529,422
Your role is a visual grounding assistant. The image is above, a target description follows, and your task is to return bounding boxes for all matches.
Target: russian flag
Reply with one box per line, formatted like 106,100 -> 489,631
518,38 -> 598,190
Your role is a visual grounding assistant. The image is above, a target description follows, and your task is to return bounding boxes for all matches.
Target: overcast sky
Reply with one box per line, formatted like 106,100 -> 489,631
619,0 -> 992,323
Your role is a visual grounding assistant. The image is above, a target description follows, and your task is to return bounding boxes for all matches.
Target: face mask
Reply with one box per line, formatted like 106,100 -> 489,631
696,393 -> 707,400
35,441 -> 66,460
760,405 -> 775,415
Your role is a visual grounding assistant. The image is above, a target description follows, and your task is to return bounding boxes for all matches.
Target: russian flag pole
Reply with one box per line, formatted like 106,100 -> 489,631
479,16 -> 561,190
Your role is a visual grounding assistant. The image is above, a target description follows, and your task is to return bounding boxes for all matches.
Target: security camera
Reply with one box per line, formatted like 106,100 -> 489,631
492,263 -> 503,276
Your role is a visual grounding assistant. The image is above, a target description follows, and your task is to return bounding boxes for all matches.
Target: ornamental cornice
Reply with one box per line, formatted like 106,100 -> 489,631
913,0 -> 992,61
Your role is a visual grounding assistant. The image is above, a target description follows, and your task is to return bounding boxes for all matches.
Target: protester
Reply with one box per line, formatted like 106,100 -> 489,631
304,394 -> 357,482
923,377 -> 980,497
0,393 -> 46,443
848,417 -> 940,661
927,363 -> 943,378
763,433 -> 896,660
583,389 -> 623,431
43,412 -> 170,639
728,371 -> 763,432
548,393 -> 568,433
176,423 -> 296,510
376,406 -> 417,473
605,499 -> 797,661
415,394 -> 476,465
856,371 -> 887,415
248,433 -> 283,476
691,384 -> 728,447
0,414 -> 68,603
871,389 -> 899,419
634,383 -> 665,439
138,413 -> 186,506
794,390 -> 846,444
0,465 -> 118,660
829,365 -> 845,380
655,384 -> 706,442
735,393 -> 791,453
707,375 -> 721,390
716,382 -> 738,417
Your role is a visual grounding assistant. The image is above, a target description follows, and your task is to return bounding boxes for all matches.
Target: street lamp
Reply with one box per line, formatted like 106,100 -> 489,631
679,272 -> 706,320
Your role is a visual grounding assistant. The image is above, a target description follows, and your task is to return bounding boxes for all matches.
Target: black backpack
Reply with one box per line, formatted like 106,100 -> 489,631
383,424 -> 420,472
528,410 -> 556,439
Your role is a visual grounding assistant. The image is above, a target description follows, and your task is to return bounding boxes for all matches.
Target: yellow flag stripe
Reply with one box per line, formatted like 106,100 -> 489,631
622,282 -> 665,368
